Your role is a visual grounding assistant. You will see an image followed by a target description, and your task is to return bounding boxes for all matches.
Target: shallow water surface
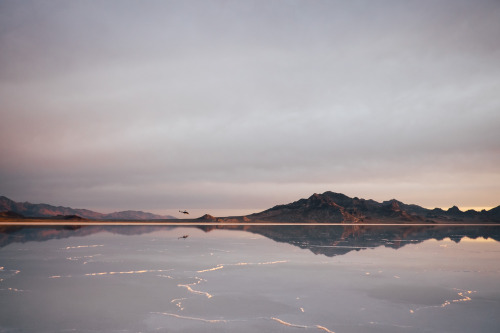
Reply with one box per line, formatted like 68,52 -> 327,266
1,225 -> 499,332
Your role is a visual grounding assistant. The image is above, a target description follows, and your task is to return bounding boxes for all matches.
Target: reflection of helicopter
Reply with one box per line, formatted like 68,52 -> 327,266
179,210 -> 189,215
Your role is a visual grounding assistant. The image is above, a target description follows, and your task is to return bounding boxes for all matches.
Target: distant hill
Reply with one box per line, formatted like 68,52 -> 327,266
0,196 -> 176,220
244,191 -> 500,223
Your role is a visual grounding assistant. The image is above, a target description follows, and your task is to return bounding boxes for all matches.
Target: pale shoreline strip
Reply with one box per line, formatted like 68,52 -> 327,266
1,221 -> 499,227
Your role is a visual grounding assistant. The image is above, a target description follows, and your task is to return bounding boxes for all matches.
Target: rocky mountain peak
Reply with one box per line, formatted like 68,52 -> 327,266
197,214 -> 217,221
389,199 -> 401,211
447,206 -> 462,214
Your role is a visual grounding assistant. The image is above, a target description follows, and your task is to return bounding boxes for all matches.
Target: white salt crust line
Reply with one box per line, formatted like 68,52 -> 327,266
0,268 -> 21,282
367,321 -> 414,329
85,269 -> 173,276
271,317 -> 335,332
66,254 -> 101,260
197,265 -> 224,273
0,287 -> 30,292
152,311 -> 334,331
178,277 -> 213,298
271,317 -> 308,328
197,260 -> 288,273
316,325 -> 336,333
208,248 -> 232,253
152,312 -> 228,323
409,289 -> 475,313
171,298 -> 188,311
49,269 -> 173,279
0,269 -> 25,288
66,254 -> 102,264
62,245 -> 104,250
0,269 -> 21,274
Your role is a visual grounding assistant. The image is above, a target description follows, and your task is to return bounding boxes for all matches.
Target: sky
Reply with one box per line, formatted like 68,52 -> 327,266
1,0 -> 499,217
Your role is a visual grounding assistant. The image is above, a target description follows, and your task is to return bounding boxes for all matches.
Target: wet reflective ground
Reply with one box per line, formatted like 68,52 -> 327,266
1,225 -> 500,332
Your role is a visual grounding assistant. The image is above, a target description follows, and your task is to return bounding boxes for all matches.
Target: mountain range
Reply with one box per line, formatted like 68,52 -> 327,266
1,191 -> 499,223
216,191 -> 500,223
0,196 -> 176,220
245,191 -> 500,223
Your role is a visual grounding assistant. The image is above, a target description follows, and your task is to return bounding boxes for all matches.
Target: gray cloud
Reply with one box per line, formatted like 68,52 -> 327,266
1,0 -> 500,214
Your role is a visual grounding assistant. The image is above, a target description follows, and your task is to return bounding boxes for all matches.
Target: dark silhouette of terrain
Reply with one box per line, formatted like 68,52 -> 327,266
1,191 -> 499,223
0,196 -> 176,220
244,191 -> 500,223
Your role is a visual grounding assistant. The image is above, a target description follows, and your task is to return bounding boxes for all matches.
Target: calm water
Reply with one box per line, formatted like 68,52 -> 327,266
1,225 -> 500,332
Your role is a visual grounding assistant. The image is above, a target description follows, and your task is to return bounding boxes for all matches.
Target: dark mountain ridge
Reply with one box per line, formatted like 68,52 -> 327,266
0,196 -> 176,220
246,191 -> 500,223
1,191 -> 499,223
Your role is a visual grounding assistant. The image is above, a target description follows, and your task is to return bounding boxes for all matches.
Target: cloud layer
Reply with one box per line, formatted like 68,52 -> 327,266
1,0 -> 500,214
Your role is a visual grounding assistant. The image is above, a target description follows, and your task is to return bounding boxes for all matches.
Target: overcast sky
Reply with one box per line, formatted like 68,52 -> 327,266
1,0 -> 499,217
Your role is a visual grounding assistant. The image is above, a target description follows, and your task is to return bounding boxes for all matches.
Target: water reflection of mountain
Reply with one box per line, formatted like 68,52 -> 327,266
0,225 -> 174,248
1,225 -> 500,257
199,225 -> 500,256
